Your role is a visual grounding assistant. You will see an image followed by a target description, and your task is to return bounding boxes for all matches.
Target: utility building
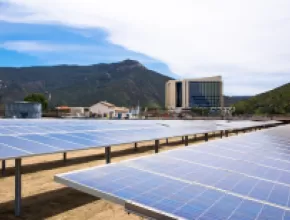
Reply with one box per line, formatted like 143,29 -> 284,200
5,101 -> 42,118
165,76 -> 223,110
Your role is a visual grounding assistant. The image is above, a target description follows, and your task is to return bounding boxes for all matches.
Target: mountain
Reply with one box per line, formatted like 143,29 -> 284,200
233,83 -> 290,115
0,60 -> 172,107
224,96 -> 252,107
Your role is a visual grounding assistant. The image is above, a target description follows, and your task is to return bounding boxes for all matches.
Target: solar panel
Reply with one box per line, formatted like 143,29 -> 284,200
0,119 -> 279,135
56,124 -> 290,220
0,143 -> 30,159
0,120 -> 276,160
23,134 -> 87,150
0,119 -> 281,217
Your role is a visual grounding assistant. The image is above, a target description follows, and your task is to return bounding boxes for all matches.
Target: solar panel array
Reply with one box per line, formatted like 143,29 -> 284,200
56,124 -> 290,220
0,119 -> 278,160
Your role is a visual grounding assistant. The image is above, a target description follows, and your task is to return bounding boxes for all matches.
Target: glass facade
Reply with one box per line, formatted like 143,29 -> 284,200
188,81 -> 221,108
176,82 -> 183,107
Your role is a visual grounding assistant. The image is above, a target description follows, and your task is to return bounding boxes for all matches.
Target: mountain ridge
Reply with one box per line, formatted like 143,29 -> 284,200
0,59 -> 172,107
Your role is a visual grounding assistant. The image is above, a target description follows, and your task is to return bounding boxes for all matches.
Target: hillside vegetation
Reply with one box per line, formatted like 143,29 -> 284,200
0,60 -> 172,107
224,96 -> 251,107
234,83 -> 290,115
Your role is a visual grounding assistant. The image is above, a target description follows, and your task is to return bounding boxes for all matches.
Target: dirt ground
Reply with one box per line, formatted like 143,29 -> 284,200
0,132 -> 228,220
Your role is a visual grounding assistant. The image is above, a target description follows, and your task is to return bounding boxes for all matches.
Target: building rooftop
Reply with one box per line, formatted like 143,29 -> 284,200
167,75 -> 222,83
99,101 -> 115,108
114,107 -> 129,113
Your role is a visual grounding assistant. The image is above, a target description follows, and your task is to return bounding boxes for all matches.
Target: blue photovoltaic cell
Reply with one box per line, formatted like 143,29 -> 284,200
123,155 -> 290,208
0,136 -> 60,154
70,132 -> 120,145
47,133 -> 105,147
4,126 -> 35,134
19,126 -> 50,134
56,163 -> 290,220
192,143 -> 290,170
0,143 -> 30,159
162,148 -> 290,185
268,184 -> 290,207
0,127 -> 18,135
36,126 -> 63,132
257,205 -> 285,220
122,130 -> 162,141
22,134 -> 84,150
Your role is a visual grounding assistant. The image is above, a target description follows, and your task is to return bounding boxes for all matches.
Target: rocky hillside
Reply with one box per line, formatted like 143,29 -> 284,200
0,60 -> 172,107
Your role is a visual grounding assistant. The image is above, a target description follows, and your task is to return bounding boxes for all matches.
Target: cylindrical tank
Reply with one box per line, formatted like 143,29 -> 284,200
5,102 -> 42,118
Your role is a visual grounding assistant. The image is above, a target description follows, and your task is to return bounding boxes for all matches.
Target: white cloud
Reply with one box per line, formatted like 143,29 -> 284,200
1,0 -> 290,95
0,40 -> 159,66
0,40 -> 95,52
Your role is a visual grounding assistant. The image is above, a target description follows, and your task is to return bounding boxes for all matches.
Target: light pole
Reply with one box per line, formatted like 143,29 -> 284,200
44,91 -> 51,110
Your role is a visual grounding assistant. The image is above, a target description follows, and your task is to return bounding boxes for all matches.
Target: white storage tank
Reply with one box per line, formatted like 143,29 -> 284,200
5,101 -> 42,118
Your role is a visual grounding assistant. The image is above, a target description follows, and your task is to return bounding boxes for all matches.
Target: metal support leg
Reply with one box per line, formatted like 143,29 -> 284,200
185,136 -> 188,146
2,160 -> 6,176
225,130 -> 229,137
63,152 -> 67,162
236,130 -> 238,135
105,146 -> 111,164
181,136 -> 184,144
134,143 -> 138,151
15,158 -> 22,217
166,138 -> 168,145
154,140 -> 159,153
205,133 -> 208,142
220,131 -> 223,139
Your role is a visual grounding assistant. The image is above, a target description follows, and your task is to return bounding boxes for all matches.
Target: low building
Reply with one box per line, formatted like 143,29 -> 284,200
56,106 -> 90,117
90,101 -> 129,118
55,106 -> 70,117
90,101 -> 115,118
116,107 -> 131,118
70,107 -> 90,117
165,76 -> 224,110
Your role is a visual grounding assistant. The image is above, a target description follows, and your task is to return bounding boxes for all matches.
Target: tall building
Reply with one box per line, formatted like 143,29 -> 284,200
165,76 -> 223,109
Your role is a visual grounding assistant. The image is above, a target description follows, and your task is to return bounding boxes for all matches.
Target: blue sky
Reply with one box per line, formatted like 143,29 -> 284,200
0,21 -> 176,78
1,0 -> 290,95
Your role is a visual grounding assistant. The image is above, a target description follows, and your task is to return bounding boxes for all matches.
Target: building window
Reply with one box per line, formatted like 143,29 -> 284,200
176,82 -> 182,107
188,81 -> 221,108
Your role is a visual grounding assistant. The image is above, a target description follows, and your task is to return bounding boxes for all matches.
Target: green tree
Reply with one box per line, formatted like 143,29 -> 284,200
202,108 -> 210,116
233,102 -> 247,115
147,101 -> 161,110
190,107 -> 210,116
24,93 -> 48,111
